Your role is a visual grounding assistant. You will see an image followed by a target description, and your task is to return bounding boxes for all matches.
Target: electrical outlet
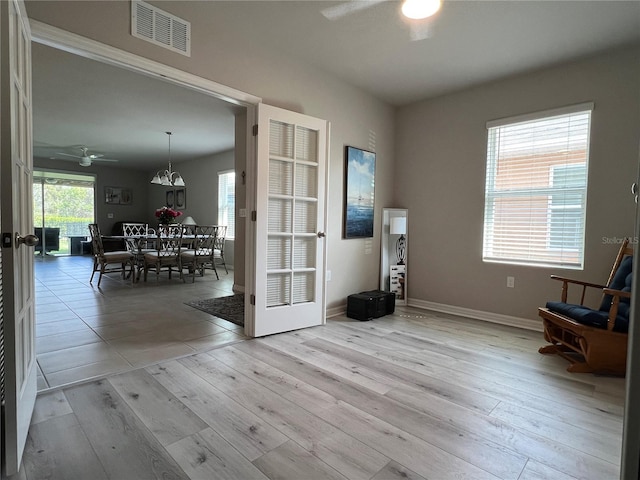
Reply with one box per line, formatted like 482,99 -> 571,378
507,276 -> 515,288
107,213 -> 114,219
326,270 -> 332,281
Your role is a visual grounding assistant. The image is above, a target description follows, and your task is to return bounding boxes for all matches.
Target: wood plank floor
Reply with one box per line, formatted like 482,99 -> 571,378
16,308 -> 624,480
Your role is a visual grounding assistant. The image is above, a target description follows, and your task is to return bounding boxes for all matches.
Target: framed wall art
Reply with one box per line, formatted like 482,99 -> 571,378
175,188 -> 186,209
165,189 -> 175,208
104,186 -> 132,205
343,145 -> 376,239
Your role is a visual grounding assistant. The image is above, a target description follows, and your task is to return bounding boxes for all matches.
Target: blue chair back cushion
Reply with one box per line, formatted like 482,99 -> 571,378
599,255 -> 633,312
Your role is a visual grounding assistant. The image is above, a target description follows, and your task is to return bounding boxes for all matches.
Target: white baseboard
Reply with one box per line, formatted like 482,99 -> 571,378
326,298 -> 542,332
407,298 -> 543,332
326,305 -> 346,319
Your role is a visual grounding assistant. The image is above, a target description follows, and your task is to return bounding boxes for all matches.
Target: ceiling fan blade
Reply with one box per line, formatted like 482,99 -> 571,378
321,0 -> 386,20
55,152 -> 82,159
93,158 -> 119,163
89,153 -> 105,160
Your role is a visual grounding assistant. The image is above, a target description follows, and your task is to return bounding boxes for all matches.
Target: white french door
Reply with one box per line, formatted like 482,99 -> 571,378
251,104 -> 328,337
1,0 -> 37,475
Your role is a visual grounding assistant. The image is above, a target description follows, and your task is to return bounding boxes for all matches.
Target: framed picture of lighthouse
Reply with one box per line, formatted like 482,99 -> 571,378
343,145 -> 376,239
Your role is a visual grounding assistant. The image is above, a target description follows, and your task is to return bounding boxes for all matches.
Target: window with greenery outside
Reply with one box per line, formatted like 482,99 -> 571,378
33,172 -> 95,255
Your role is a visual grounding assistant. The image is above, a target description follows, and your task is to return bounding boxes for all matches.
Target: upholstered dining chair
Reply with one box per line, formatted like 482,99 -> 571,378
143,224 -> 184,281
88,223 -> 134,287
180,225 -> 220,282
213,225 -> 228,274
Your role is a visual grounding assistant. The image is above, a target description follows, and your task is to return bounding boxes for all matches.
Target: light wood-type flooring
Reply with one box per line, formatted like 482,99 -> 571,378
34,254 -> 245,390
17,298 -> 625,479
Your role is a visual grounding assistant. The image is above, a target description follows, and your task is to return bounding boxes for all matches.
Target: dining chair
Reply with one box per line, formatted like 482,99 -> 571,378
88,223 -> 134,287
213,225 -> 228,274
143,224 -> 185,281
122,223 -> 156,281
180,225 -> 220,282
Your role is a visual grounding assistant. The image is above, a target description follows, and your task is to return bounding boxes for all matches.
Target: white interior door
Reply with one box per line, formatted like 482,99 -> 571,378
252,104 -> 328,337
1,0 -> 37,475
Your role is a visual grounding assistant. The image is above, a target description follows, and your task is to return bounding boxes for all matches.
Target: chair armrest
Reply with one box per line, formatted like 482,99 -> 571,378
550,275 -> 607,304
602,288 -> 631,299
602,288 -> 631,331
550,275 -> 607,289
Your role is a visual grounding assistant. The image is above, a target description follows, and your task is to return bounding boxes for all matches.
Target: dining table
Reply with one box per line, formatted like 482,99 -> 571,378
103,232 -> 203,282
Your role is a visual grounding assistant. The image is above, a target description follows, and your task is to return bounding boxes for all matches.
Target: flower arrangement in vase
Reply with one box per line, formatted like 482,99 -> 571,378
155,206 -> 182,225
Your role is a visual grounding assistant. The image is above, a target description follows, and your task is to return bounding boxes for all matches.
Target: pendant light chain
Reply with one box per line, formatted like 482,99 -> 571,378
150,131 -> 185,186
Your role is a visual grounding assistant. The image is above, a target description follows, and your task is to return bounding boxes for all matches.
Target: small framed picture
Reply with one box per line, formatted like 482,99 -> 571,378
166,190 -> 175,208
175,188 -> 186,210
105,186 -> 132,205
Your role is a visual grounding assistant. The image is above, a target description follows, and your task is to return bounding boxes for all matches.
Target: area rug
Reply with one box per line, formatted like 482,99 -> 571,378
185,294 -> 244,327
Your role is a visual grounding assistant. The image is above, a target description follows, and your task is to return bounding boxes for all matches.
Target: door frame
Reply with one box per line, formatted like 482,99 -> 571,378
29,19 -> 262,334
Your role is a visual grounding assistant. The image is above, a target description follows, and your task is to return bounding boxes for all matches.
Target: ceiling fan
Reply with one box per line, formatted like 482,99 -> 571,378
53,147 -> 120,167
321,0 -> 442,41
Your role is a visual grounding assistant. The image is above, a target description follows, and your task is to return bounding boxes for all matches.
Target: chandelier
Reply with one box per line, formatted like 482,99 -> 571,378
150,131 -> 185,187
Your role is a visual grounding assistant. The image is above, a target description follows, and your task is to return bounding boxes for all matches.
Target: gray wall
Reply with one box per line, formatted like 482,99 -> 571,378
27,1 -> 396,310
395,45 -> 640,321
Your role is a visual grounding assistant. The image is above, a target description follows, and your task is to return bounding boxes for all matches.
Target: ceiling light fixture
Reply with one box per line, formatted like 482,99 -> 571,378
150,131 -> 185,187
401,0 -> 441,20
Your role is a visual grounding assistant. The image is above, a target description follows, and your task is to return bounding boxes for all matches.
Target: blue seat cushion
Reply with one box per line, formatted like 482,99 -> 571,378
546,301 -> 629,333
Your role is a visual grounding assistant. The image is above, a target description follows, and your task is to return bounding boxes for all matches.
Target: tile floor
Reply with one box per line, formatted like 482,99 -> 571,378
35,254 -> 246,391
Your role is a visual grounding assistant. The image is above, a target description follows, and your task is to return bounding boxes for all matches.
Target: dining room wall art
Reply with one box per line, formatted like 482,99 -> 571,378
175,188 -> 186,209
104,186 -> 132,205
165,189 -> 175,208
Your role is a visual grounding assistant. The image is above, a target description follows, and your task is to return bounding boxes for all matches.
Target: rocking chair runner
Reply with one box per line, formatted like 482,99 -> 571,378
538,238 -> 633,375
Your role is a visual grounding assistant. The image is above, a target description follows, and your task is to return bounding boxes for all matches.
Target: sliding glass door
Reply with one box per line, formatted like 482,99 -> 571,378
33,171 -> 96,255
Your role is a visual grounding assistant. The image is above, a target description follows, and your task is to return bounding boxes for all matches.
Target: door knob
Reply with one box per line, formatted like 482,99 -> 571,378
317,232 -> 325,238
632,183 -> 638,195
16,233 -> 39,248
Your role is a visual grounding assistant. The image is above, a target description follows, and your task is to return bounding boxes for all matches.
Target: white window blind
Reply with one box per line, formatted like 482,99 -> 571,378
482,103 -> 593,268
218,170 -> 235,239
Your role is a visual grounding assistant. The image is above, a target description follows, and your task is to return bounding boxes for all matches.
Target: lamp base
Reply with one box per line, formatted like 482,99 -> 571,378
396,234 -> 406,266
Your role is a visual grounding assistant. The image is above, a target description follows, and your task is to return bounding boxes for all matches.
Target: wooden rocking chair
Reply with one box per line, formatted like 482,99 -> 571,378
538,238 -> 633,375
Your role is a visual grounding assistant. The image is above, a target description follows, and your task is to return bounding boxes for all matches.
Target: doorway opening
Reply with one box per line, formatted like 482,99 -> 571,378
29,20 -> 259,392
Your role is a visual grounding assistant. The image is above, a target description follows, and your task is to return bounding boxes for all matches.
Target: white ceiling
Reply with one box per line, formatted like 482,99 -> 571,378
31,0 -> 640,170
32,43 -> 240,170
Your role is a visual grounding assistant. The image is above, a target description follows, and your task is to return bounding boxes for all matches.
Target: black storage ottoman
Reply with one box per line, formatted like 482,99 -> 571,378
347,290 -> 395,321
360,290 -> 395,315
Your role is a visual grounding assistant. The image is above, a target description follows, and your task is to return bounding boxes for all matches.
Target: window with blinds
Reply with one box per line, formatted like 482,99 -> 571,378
482,103 -> 593,269
217,170 -> 235,239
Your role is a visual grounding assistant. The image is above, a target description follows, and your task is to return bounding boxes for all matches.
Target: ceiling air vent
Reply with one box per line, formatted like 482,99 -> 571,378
131,0 -> 191,57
